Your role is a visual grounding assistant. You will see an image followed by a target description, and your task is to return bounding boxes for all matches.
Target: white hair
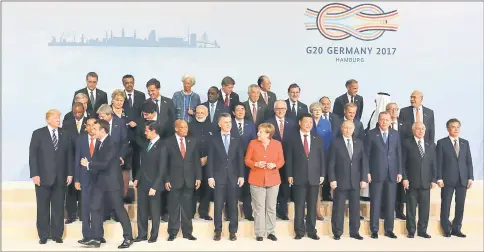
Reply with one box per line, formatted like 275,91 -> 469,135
181,74 -> 196,85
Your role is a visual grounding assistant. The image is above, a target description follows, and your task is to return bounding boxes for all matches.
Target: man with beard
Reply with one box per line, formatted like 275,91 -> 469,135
203,86 -> 230,128
188,105 -> 216,220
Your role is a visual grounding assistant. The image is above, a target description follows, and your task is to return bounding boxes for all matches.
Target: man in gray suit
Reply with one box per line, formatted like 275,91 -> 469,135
398,90 -> 435,143
365,111 -> 403,239
257,75 -> 277,110
243,84 -> 269,127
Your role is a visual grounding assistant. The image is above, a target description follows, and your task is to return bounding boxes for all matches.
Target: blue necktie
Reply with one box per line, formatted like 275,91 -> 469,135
223,134 -> 229,154
383,132 -> 388,144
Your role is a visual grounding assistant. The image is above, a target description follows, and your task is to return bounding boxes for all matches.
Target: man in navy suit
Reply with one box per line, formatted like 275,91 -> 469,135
231,102 -> 257,220
72,72 -> 108,113
207,113 -> 245,241
398,90 -> 435,143
266,100 -> 297,220
97,104 -> 128,221
285,83 -> 309,120
437,118 -> 474,238
203,86 -> 230,127
332,79 -> 364,121
365,111 -> 403,239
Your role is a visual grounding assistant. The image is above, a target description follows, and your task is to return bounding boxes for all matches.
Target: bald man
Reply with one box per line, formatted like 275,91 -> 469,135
398,91 -> 435,143
164,120 -> 202,241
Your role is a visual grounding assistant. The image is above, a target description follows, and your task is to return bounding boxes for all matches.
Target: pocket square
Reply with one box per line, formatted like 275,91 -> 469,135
209,132 -> 213,135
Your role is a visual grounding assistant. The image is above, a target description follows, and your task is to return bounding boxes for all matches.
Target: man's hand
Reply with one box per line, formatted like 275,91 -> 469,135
66,176 -> 73,185
368,174 -> 372,184
288,177 -> 294,185
80,158 -> 88,167
330,181 -> 337,190
237,177 -> 244,187
32,176 -> 40,186
319,177 -> 324,185
165,182 -> 171,191
397,174 -> 402,183
201,157 -> 208,166
133,180 -> 138,188
208,178 -> 215,189
437,180 -> 444,188
149,188 -> 156,196
187,108 -> 194,116
402,180 -> 409,190
195,180 -> 201,190
431,182 -> 437,189
120,157 -> 124,166
360,181 -> 367,189
467,179 -> 473,189
74,182 -> 81,190
128,121 -> 137,128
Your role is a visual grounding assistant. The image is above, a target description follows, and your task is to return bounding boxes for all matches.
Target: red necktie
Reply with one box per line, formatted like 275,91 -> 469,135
224,94 -> 229,106
180,137 -> 186,158
252,103 -> 257,122
303,135 -> 309,157
279,119 -> 284,140
89,137 -> 95,157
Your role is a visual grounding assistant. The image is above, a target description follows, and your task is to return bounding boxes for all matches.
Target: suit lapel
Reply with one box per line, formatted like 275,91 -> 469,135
228,136 -> 237,157
309,134 -> 317,156
185,137 -> 192,158
44,127 -> 55,151
341,138 -> 351,160
342,94 -> 349,105
215,134 -> 227,156
351,139 -> 359,161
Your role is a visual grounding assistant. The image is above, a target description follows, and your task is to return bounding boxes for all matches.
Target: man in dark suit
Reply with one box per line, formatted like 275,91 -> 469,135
146,78 -> 176,138
133,122 -> 165,243
437,118 -> 474,238
207,113 -> 245,241
338,103 -> 364,140
29,109 -> 73,244
218,76 -> 240,113
122,74 -> 147,182
65,93 -> 95,121
257,75 -> 277,110
63,102 -> 87,224
286,113 -> 325,240
75,118 -> 106,244
203,86 -> 230,127
402,121 -> 437,238
188,105 -> 216,220
80,119 -> 133,248
328,120 -> 368,240
286,83 -> 309,120
231,102 -> 257,220
244,84 -> 270,127
164,120 -> 202,241
332,79 -> 364,121
266,100 -> 297,220
365,111 -> 403,239
72,72 -> 108,113
398,90 -> 435,143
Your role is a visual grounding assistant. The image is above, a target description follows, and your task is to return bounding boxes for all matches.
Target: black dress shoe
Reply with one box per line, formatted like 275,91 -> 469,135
78,238 -> 89,245
118,239 -> 133,249
385,231 -> 397,239
407,233 -> 415,238
267,234 -> 278,241
333,236 -> 340,240
350,234 -> 364,240
278,215 -> 289,220
294,234 -> 303,240
452,231 -> 467,238
418,233 -> 431,239
84,239 -> 101,248
317,216 -> 324,221
100,238 -> 106,243
65,218 -> 76,224
308,234 -> 320,240
200,215 -> 213,221
371,232 -> 379,239
162,214 -> 169,222
39,239 -> 48,244
360,216 -> 364,220
133,237 -> 147,242
167,235 -> 176,241
148,237 -> 157,243
214,232 -> 221,241
183,234 -> 197,241
256,237 -> 263,241
396,213 -> 406,220
245,216 -> 255,221
123,197 -> 133,204
53,238 -> 63,243
229,232 -> 237,241
443,233 -> 451,237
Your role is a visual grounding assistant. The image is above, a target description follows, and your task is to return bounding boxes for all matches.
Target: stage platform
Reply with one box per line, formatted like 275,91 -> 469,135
2,181 -> 483,251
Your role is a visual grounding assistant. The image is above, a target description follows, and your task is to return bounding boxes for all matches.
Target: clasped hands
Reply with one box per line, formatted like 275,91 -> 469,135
255,161 -> 276,169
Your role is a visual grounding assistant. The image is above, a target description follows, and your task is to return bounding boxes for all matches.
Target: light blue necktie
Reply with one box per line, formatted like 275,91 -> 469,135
223,134 -> 229,154
383,132 -> 388,144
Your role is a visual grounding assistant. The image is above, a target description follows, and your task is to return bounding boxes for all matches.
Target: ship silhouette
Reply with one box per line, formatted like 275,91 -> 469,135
48,29 -> 220,48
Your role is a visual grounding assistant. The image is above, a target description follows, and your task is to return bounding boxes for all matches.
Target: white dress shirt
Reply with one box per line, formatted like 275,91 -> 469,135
175,133 -> 187,151
347,93 -> 354,103
391,120 -> 398,131
343,136 -> 353,152
221,90 -> 230,105
300,130 -> 311,152
108,119 -> 113,135
290,100 -> 298,114
413,106 -> 424,122
88,88 -> 97,101
47,125 -> 58,140
125,90 -> 134,104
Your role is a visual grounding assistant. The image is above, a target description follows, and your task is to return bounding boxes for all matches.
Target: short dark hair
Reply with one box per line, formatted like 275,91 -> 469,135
72,102 -> 84,110
86,72 -> 98,81
218,112 -> 232,122
288,83 -> 300,92
221,76 -> 235,86
146,121 -> 161,135
95,119 -> 110,134
122,74 -> 135,83
232,102 -> 245,112
208,86 -> 219,95
345,79 -> 358,87
257,75 -> 267,87
298,113 -> 312,122
446,118 -> 461,128
146,78 -> 161,89
142,100 -> 157,114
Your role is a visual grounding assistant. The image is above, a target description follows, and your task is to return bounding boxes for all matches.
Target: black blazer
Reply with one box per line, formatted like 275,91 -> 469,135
258,91 -> 277,110
203,101 -> 230,126
206,133 -> 244,185
285,99 -> 309,119
332,93 -> 364,121
135,138 -> 165,191
436,137 -> 474,187
63,110 -> 95,122
123,90 -> 146,120
285,133 -> 326,186
402,138 -> 437,189
62,116 -> 88,149
29,127 -> 73,187
399,106 -> 435,143
218,90 -> 240,112
72,87 -> 108,113
88,135 -> 122,192
328,136 -> 368,190
148,96 -> 176,137
162,135 -> 202,189
243,100 -> 270,127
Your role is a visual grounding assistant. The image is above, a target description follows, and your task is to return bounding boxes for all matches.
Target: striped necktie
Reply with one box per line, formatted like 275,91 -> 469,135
418,140 -> 424,157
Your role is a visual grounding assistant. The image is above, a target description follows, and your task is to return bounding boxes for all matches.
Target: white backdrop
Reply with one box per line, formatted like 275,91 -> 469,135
2,2 -> 483,180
